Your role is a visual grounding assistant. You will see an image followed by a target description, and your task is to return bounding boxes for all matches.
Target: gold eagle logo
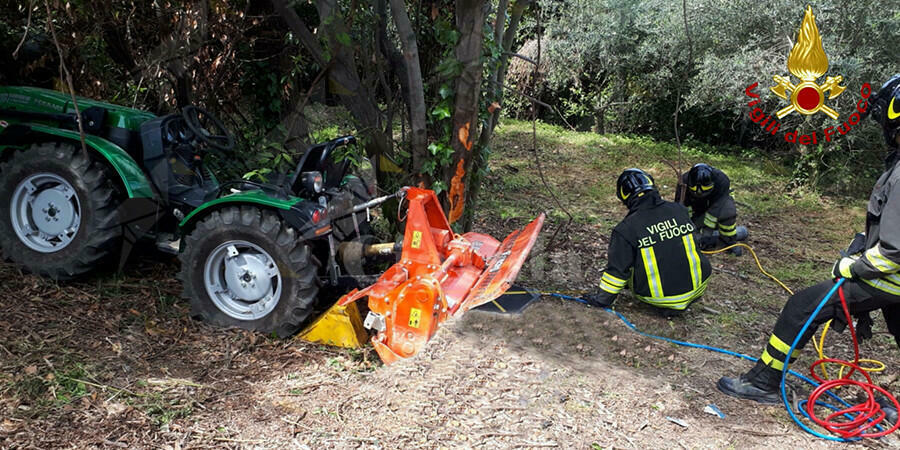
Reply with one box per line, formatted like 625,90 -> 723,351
770,6 -> 845,119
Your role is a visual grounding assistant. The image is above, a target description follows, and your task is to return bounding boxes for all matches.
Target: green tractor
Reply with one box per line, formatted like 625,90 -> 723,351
0,86 -> 382,337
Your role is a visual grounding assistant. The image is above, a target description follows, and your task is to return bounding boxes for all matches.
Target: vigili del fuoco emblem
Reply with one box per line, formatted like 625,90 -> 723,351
770,5 -> 846,119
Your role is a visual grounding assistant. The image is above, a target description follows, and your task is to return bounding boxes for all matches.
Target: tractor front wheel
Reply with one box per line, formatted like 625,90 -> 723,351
179,206 -> 319,337
0,142 -> 122,279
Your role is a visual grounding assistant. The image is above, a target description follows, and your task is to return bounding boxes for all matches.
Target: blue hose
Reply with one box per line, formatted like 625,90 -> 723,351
547,289 -> 873,440
776,278 -> 865,442
548,293 -> 819,385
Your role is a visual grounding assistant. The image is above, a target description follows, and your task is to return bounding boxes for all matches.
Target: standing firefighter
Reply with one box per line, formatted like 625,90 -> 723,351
682,164 -> 748,255
582,169 -> 712,315
717,76 -> 900,423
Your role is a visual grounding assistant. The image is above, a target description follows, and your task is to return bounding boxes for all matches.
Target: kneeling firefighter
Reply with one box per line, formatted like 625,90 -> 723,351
681,163 -> 748,254
717,75 -> 900,423
583,169 -> 712,315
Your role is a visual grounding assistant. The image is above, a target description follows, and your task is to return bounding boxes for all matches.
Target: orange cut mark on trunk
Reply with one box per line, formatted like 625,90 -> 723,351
448,158 -> 466,224
458,122 -> 472,151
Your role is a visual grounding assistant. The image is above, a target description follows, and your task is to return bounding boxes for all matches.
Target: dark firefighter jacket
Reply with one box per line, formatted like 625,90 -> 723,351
681,167 -> 738,246
845,151 -> 900,345
597,191 -> 712,310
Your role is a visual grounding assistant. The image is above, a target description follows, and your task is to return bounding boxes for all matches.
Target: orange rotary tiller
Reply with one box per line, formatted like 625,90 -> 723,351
338,187 -> 544,364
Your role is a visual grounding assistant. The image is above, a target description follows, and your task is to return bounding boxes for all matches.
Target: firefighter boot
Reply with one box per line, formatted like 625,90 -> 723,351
877,396 -> 898,425
716,361 -> 781,404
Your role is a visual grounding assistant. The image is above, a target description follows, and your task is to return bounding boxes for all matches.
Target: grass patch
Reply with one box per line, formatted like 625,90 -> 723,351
489,118 -> 865,281
130,392 -> 193,427
483,118 -> 886,385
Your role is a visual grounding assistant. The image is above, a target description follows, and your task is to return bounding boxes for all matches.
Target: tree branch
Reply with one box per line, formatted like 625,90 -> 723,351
477,0 -> 533,150
44,0 -> 88,158
489,80 -> 576,131
374,0 -> 409,106
270,0 -> 326,67
13,0 -> 35,60
531,7 -> 572,248
389,0 -> 427,179
503,51 -> 536,66
672,0 -> 694,201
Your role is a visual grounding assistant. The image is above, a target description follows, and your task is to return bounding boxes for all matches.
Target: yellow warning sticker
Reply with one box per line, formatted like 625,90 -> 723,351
411,230 -> 422,249
408,308 -> 422,328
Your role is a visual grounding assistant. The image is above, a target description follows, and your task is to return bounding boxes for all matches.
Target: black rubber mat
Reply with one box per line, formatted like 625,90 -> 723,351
473,284 -> 540,314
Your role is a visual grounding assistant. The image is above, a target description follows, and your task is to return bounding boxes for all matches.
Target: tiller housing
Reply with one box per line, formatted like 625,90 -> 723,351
338,187 -> 544,364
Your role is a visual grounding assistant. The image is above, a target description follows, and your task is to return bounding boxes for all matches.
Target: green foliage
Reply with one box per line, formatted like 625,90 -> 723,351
524,0 -> 897,194
309,124 -> 342,143
333,139 -> 367,170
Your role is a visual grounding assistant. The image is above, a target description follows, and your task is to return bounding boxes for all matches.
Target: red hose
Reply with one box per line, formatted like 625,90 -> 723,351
804,286 -> 900,438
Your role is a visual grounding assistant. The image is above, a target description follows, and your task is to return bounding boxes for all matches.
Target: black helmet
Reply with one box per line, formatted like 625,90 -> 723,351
616,168 -> 656,206
867,74 -> 900,148
687,163 -> 715,197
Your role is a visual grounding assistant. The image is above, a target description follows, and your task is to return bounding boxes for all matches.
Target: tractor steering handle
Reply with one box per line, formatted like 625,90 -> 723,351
182,105 -> 235,152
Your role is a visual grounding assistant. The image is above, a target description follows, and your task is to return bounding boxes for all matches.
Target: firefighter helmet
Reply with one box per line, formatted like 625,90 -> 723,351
687,163 -> 715,197
616,168 -> 656,206
867,74 -> 900,148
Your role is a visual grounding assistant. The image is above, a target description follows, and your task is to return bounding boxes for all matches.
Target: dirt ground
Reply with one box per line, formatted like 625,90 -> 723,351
1,249 -> 899,449
3,122 -> 900,448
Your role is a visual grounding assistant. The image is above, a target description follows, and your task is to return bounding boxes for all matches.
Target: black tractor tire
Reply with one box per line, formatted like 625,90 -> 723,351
0,142 -> 122,279
178,205 -> 320,337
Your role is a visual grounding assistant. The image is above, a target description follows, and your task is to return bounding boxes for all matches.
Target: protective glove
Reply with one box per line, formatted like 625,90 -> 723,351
855,312 -> 874,341
582,291 -> 616,308
832,257 -> 856,279
699,234 -> 718,250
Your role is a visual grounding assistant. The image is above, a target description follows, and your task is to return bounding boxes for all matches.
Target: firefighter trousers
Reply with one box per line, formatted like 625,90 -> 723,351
746,279 -> 900,390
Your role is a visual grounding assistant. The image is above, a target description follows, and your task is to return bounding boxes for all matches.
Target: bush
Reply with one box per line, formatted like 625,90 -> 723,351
512,0 -> 897,192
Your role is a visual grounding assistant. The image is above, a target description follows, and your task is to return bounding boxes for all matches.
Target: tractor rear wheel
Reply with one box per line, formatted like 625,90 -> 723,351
179,206 -> 320,337
0,142 -> 122,279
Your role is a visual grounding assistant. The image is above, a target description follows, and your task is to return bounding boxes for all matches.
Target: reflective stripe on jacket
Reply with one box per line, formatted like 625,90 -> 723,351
604,192 -> 712,310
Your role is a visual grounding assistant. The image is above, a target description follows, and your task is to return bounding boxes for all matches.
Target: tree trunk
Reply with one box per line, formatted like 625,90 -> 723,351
465,0 -> 532,229
446,0 -> 486,226
476,0 -> 531,151
389,0 -> 428,184
374,0 -> 410,113
271,0 -> 392,166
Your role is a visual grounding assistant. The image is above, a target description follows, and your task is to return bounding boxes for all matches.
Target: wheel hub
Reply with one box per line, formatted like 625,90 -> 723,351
10,173 -> 81,253
32,189 -> 76,236
203,240 -> 282,320
224,252 -> 272,301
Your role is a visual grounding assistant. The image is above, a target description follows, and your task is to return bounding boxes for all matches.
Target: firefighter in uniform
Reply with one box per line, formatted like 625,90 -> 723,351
681,163 -> 748,254
717,76 -> 900,423
583,168 -> 712,315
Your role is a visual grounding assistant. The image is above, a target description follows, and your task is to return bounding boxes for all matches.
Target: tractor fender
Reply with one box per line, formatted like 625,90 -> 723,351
0,123 -> 154,198
178,190 -> 330,240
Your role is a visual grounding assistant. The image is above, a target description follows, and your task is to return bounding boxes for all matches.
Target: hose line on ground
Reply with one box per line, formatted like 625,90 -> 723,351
702,242 -> 794,295
537,241 -> 899,440
701,242 -> 885,381
549,290 -> 898,440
